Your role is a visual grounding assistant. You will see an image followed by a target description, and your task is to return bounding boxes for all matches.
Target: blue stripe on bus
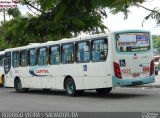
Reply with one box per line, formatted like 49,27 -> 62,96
112,75 -> 155,87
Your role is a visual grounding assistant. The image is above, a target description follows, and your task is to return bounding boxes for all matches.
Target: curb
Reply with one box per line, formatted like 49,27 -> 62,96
138,84 -> 160,88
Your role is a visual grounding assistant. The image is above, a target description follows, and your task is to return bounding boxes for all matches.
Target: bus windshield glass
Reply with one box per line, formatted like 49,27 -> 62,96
116,32 -> 150,52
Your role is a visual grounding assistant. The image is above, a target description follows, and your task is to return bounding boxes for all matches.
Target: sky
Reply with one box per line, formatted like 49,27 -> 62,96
0,0 -> 160,35
103,0 -> 160,35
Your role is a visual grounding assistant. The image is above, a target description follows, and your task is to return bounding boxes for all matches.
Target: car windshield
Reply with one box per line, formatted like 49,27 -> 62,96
116,33 -> 150,52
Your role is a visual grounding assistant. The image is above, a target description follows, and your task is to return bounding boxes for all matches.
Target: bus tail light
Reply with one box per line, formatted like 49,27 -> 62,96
150,59 -> 154,76
114,62 -> 122,79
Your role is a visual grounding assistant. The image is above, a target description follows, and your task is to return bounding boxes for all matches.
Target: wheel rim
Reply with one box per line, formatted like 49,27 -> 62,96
17,81 -> 22,90
67,81 -> 74,94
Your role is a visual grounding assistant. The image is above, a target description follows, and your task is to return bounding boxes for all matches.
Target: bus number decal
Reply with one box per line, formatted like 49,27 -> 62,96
121,69 -> 131,74
83,65 -> 87,71
143,67 -> 149,72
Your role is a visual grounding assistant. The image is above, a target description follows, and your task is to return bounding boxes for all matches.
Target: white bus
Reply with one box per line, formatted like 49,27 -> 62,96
0,51 -> 4,86
3,30 -> 155,96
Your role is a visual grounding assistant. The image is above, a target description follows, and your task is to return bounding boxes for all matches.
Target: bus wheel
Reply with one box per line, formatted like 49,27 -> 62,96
15,79 -> 28,93
96,87 -> 112,94
65,78 -> 77,96
2,75 -> 5,87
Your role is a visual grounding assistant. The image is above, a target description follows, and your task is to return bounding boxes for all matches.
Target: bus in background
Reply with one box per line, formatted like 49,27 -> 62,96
3,30 -> 155,96
153,48 -> 160,75
3,44 -> 40,87
0,51 -> 4,86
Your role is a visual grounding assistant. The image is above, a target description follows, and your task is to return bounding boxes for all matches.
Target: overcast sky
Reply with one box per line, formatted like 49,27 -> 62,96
1,0 -> 160,35
104,0 -> 160,35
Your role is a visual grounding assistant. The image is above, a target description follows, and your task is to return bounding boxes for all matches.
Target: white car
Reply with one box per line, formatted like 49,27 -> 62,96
154,55 -> 160,75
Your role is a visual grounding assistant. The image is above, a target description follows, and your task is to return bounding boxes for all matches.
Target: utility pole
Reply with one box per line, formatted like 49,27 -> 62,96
3,9 -> 6,22
0,8 -> 6,22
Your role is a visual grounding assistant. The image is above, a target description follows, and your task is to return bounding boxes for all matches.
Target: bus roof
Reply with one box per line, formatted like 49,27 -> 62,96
0,51 -> 5,55
4,32 -> 110,52
3,29 -> 151,52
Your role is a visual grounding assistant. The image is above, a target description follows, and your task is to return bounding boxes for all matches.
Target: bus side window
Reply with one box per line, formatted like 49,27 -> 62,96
20,50 -> 28,67
38,47 -> 48,66
4,52 -> 11,74
12,51 -> 20,68
91,38 -> 108,61
61,43 -> 74,63
75,41 -> 90,63
29,49 -> 37,66
49,45 -> 60,65
0,54 -> 4,67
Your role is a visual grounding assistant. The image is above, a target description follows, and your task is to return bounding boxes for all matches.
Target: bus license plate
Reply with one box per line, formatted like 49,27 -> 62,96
132,73 -> 140,78
143,67 -> 149,72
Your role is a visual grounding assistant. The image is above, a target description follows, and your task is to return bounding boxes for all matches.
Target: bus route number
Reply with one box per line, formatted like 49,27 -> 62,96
121,69 -> 131,74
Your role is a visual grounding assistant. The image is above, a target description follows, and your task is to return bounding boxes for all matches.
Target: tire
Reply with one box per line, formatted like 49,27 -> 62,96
2,75 -> 5,87
65,78 -> 77,96
96,87 -> 112,94
14,79 -> 28,93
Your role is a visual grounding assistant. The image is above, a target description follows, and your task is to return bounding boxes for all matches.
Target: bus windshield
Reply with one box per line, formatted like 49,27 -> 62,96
116,32 -> 150,52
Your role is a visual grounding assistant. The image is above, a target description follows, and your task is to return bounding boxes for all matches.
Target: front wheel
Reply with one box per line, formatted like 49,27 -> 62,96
14,79 -> 28,93
96,87 -> 112,94
2,75 -> 5,87
65,78 -> 77,96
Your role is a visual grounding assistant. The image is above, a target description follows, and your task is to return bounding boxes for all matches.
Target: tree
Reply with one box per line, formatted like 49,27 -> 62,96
153,35 -> 160,48
0,0 -> 160,49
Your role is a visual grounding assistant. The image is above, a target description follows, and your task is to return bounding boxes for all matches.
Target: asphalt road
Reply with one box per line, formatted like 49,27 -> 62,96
0,87 -> 160,112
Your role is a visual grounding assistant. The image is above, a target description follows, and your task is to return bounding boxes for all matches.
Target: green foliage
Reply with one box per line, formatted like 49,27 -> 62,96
153,35 -> 160,48
7,8 -> 22,18
145,8 -> 160,25
0,0 -> 159,50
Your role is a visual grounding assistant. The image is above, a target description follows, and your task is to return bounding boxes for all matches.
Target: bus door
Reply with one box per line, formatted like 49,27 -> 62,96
39,66 -> 52,89
114,32 -> 153,80
3,52 -> 12,87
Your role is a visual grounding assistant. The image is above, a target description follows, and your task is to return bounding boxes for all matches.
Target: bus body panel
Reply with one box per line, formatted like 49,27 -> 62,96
112,30 -> 155,86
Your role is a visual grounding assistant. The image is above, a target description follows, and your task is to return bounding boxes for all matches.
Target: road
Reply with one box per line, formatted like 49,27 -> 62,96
154,75 -> 160,85
0,87 -> 160,112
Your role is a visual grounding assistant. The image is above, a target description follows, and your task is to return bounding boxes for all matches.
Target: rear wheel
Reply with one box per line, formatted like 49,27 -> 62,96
65,78 -> 77,96
96,87 -> 112,94
14,79 -> 28,93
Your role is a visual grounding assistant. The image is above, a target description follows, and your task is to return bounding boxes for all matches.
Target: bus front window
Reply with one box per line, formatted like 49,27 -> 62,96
116,33 -> 150,52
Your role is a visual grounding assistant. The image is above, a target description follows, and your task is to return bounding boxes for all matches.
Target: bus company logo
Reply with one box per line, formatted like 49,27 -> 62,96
29,67 -> 49,77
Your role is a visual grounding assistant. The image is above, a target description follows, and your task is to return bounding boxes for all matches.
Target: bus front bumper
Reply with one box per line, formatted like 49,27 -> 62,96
112,75 -> 155,87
